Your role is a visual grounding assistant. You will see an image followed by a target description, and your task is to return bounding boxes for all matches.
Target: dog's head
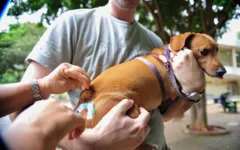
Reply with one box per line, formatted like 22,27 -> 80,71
170,32 -> 226,78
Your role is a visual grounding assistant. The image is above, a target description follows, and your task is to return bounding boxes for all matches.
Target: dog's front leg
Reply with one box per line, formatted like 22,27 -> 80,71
161,97 -> 192,122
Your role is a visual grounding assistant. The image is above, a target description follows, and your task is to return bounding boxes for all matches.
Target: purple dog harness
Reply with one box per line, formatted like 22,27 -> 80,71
135,57 -> 166,101
136,47 -> 201,104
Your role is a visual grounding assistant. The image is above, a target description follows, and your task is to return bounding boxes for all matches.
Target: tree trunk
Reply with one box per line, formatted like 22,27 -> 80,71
190,91 -> 209,131
142,0 -> 169,44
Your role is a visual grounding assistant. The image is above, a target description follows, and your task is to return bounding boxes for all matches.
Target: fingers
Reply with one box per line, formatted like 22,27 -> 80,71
182,48 -> 192,53
68,131 -> 74,140
112,99 -> 134,115
178,48 -> 194,60
159,48 -> 193,64
58,63 -> 91,90
158,52 -> 176,63
72,127 -> 85,138
136,107 -> 150,125
172,51 -> 184,65
17,99 -> 86,141
172,49 -> 196,69
66,113 -> 86,140
51,101 -> 85,139
67,108 -> 86,139
143,126 -> 150,137
68,126 -> 85,140
65,67 -> 90,90
67,79 -> 86,91
158,55 -> 167,63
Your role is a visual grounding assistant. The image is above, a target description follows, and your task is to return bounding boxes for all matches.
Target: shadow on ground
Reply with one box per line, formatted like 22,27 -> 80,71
164,102 -> 240,150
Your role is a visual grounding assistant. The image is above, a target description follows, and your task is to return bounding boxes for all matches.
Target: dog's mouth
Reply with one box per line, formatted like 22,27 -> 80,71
202,69 -> 224,79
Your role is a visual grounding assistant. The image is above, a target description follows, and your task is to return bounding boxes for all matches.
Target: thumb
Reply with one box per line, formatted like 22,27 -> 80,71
158,55 -> 167,63
67,114 -> 86,140
71,114 -> 86,130
112,99 -> 134,115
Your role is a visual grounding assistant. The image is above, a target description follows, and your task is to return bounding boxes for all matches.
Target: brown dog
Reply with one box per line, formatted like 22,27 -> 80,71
74,32 -> 226,148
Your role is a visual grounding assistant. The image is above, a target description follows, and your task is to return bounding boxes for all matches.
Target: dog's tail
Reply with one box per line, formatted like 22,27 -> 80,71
73,86 -> 94,112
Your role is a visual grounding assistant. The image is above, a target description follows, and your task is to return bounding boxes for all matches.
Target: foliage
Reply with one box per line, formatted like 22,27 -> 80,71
8,0 -> 108,24
0,23 -> 46,83
7,0 -> 240,43
140,0 -> 240,43
237,31 -> 240,39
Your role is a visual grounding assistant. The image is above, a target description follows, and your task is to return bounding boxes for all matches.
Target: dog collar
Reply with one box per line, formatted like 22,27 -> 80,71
163,47 -> 201,103
135,57 -> 166,101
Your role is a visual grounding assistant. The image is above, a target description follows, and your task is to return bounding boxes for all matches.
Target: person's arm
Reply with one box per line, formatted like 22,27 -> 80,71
2,100 -> 85,150
0,82 -> 34,117
161,97 -> 192,122
9,62 -> 51,120
59,99 -> 151,150
7,62 -> 90,119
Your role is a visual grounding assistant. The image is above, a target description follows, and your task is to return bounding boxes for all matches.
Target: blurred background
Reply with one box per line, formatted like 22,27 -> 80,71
0,0 -> 240,149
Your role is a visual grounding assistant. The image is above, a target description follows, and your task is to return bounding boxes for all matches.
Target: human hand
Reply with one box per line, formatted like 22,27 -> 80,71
159,48 -> 205,93
38,63 -> 90,98
94,99 -> 150,150
61,99 -> 151,150
3,100 -> 85,150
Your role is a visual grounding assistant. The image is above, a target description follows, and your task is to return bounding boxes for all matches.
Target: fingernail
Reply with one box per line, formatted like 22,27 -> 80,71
128,99 -> 134,103
123,99 -> 133,103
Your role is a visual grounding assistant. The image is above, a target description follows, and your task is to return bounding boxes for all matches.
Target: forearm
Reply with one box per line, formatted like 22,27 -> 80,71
9,62 -> 52,120
0,82 -> 34,117
162,98 -> 192,122
2,123 -> 44,150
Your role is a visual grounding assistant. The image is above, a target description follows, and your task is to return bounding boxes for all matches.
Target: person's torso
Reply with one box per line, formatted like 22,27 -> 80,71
65,7 -> 166,150
67,7 -> 163,105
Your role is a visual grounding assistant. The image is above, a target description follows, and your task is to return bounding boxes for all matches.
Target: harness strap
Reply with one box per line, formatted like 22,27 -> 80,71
135,57 -> 165,101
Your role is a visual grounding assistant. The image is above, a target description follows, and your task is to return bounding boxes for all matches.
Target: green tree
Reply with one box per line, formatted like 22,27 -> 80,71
0,23 -> 46,83
7,0 -> 240,131
8,0 -> 240,42
8,0 -> 108,24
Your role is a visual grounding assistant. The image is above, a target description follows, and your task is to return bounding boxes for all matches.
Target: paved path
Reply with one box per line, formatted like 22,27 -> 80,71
164,103 -> 240,150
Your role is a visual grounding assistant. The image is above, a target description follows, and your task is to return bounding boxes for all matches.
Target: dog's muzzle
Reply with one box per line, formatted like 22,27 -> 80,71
216,67 -> 226,78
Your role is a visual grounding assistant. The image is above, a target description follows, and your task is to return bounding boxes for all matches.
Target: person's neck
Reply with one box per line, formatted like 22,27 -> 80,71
107,3 -> 136,24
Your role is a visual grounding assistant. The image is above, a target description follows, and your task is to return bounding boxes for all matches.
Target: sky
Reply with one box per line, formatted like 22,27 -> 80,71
0,7 -> 49,31
0,8 -> 239,46
217,19 -> 240,46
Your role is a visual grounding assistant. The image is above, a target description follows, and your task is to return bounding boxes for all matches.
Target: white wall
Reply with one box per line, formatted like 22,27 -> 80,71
206,79 -> 228,96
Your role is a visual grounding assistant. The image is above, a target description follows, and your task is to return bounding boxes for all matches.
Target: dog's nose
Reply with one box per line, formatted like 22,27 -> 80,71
216,67 -> 226,78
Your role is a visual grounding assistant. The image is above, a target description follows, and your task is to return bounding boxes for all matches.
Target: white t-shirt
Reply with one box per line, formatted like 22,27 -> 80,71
27,6 -> 167,149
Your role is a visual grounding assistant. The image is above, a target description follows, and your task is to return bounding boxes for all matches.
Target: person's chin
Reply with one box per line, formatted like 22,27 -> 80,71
113,1 -> 137,11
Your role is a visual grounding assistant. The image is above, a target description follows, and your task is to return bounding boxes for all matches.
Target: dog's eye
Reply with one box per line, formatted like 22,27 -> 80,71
200,49 -> 209,56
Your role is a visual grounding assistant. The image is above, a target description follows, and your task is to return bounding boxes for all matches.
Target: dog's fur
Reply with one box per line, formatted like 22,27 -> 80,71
74,32 -> 226,149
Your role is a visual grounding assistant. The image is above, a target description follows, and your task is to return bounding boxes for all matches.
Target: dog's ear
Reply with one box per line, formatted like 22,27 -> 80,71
170,32 -> 195,51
